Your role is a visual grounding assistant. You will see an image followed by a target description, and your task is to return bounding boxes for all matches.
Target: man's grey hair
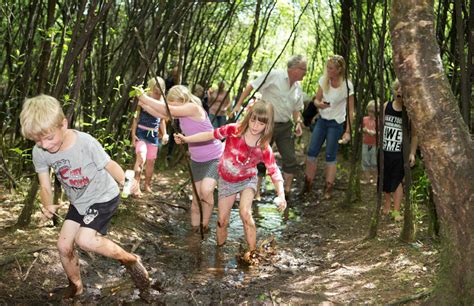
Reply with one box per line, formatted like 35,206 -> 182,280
287,55 -> 307,68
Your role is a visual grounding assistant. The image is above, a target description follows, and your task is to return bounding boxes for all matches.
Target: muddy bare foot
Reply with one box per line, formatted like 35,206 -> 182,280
49,282 -> 83,300
124,255 -> 150,292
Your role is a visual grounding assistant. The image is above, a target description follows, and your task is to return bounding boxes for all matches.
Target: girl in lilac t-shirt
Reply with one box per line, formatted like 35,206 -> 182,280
138,85 -> 223,232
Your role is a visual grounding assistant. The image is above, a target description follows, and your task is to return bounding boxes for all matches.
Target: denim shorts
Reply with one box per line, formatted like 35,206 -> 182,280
307,118 -> 344,163
136,127 -> 159,146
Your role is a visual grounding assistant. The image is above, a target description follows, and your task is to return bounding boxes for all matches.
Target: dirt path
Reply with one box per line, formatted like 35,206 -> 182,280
0,164 -> 438,304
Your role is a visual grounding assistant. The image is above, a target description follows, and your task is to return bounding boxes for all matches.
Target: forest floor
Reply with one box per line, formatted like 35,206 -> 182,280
0,149 -> 439,305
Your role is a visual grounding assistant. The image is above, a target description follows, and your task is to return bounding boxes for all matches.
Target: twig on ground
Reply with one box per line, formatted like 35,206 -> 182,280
23,254 -> 40,281
0,246 -> 48,266
387,289 -> 432,305
131,240 -> 143,253
189,289 -> 198,306
15,257 -> 22,275
269,290 -> 276,306
156,200 -> 188,211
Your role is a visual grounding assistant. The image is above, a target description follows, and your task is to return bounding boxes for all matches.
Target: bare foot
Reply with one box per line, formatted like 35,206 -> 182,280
132,190 -> 143,198
144,185 -> 152,193
50,281 -> 83,299
124,255 -> 150,291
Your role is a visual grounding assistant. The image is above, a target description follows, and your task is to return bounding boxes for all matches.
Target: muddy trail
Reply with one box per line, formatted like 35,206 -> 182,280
0,158 -> 438,304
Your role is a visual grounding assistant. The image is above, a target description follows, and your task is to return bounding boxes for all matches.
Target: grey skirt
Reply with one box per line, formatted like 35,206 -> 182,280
218,175 -> 257,199
191,158 -> 219,181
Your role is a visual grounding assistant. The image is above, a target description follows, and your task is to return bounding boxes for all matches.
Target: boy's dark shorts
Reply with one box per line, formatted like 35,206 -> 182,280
65,195 -> 120,235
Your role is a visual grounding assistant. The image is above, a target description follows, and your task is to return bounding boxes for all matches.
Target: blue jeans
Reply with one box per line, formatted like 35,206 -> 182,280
209,114 -> 227,128
307,118 -> 344,164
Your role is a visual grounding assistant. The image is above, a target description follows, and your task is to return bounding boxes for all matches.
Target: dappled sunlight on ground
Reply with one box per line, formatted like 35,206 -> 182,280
0,159 -> 438,303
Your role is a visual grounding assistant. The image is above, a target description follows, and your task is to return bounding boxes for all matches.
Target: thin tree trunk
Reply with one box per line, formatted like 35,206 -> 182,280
368,0 -> 388,239
344,0 -> 376,207
391,1 -> 474,302
455,0 -> 469,127
233,0 -> 262,105
37,0 -> 57,93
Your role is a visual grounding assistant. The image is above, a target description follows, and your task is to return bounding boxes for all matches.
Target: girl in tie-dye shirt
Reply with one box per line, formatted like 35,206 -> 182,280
174,101 -> 286,254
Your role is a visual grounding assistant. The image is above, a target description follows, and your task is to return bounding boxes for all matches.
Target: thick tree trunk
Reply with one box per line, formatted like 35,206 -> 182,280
391,1 -> 474,302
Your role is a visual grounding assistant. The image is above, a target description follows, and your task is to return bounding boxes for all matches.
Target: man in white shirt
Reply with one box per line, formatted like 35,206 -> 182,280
232,55 -> 306,197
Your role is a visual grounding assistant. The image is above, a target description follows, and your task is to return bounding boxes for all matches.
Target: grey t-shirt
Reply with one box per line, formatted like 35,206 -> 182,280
33,130 -> 119,215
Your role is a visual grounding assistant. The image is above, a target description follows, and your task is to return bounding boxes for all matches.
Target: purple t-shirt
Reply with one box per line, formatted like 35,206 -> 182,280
179,114 -> 223,162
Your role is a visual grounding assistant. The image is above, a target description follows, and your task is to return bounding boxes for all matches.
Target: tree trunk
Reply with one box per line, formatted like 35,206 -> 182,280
16,179 -> 39,228
465,0 -> 474,131
368,0 -> 389,239
233,0 -> 262,104
399,108 -> 415,242
455,0 -> 470,128
391,1 -> 474,302
36,0 -> 57,93
344,0 -> 376,207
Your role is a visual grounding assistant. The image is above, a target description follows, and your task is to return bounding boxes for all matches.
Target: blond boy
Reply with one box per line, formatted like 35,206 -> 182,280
20,94 -> 149,298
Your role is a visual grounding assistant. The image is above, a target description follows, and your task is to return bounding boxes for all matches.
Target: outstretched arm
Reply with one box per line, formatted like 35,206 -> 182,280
174,131 -> 215,144
131,108 -> 139,146
138,94 -> 200,119
138,95 -> 168,118
159,119 -> 169,145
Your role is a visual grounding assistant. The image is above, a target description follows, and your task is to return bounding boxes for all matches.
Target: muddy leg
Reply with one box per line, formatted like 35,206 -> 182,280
216,194 -> 236,246
56,220 -> 84,297
239,188 -> 257,251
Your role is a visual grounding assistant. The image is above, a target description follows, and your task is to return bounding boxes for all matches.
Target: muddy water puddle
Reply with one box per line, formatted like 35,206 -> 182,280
155,194 -> 300,283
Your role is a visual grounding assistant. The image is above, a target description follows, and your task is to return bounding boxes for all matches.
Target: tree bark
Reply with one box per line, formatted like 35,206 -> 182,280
391,1 -> 474,302
16,179 -> 39,228
399,108 -> 415,242
455,0 -> 470,128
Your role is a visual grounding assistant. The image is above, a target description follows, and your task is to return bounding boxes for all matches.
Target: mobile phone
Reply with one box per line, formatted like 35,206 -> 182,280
323,101 -> 330,105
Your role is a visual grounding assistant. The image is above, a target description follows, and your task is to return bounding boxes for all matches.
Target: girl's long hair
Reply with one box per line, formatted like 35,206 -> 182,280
238,101 -> 274,150
167,85 -> 202,106
321,54 -> 346,92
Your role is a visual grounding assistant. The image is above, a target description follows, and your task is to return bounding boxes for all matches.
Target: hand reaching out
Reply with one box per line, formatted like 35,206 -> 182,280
162,134 -> 169,145
274,196 -> 287,212
409,153 -> 416,167
41,204 -> 62,221
174,133 -> 186,144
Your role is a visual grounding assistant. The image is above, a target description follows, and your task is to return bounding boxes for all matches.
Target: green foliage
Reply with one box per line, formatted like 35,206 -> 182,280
129,85 -> 148,98
409,162 -> 432,220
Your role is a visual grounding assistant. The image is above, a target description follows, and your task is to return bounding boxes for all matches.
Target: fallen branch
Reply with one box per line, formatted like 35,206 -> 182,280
0,246 -> 49,266
131,240 -> 143,253
23,254 -> 40,281
155,200 -> 188,211
387,289 -> 432,305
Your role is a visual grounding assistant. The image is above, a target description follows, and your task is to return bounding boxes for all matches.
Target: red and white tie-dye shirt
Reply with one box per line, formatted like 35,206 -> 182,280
214,124 -> 283,184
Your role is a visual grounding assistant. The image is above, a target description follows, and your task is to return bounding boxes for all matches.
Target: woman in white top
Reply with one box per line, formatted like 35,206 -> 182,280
302,55 -> 354,199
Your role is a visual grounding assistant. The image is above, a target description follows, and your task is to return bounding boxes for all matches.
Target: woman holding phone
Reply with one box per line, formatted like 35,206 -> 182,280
301,55 -> 354,199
